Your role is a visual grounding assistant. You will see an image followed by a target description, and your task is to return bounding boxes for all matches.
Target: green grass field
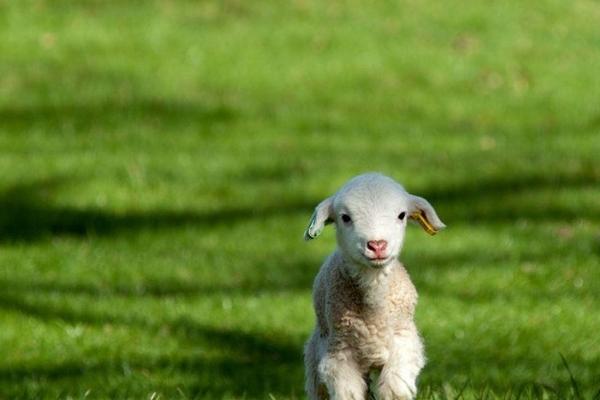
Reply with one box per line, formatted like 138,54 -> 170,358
1,0 -> 599,398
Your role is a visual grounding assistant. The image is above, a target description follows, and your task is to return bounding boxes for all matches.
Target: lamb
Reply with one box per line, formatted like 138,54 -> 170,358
303,173 -> 446,400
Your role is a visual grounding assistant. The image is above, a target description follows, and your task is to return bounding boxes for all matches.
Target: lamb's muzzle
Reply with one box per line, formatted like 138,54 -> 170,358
366,239 -> 388,258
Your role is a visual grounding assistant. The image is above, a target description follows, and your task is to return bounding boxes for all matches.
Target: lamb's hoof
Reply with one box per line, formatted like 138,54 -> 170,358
376,379 -> 416,400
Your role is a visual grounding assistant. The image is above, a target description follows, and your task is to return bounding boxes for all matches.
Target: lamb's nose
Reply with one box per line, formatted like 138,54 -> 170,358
367,240 -> 388,255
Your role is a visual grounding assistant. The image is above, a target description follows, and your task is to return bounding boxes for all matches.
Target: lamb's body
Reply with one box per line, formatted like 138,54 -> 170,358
304,251 -> 424,399
303,173 -> 445,400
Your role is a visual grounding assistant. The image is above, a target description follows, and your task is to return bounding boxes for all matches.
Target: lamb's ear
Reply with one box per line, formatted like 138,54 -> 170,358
408,194 -> 446,235
304,197 -> 334,241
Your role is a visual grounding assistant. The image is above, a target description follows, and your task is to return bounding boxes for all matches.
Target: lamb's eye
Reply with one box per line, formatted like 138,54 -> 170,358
341,214 -> 352,223
398,212 -> 406,221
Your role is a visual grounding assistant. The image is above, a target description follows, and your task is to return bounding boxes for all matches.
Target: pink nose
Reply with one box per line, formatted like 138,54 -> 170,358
367,240 -> 388,256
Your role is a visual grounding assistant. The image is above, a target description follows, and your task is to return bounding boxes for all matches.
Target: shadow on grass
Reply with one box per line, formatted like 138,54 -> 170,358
419,168 -> 600,223
0,290 -> 304,397
420,168 -> 600,204
0,178 -> 315,243
0,98 -> 237,132
0,271 -> 316,298
0,357 -> 302,398
1,168 -> 599,243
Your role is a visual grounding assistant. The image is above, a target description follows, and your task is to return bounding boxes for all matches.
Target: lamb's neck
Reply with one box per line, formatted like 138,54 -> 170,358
340,254 -> 396,308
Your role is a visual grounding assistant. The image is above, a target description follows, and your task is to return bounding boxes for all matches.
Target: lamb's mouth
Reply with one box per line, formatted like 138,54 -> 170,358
362,254 -> 392,267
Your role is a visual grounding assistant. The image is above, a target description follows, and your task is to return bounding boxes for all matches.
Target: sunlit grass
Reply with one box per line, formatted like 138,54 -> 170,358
0,0 -> 599,398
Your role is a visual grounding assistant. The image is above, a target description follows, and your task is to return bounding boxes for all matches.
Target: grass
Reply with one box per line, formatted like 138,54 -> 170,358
1,0 -> 599,398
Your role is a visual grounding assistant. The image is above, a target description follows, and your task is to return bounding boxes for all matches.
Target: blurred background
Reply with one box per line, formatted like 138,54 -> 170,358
1,0 -> 599,398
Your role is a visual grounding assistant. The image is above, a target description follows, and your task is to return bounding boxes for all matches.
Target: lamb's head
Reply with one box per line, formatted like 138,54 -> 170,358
305,173 -> 445,268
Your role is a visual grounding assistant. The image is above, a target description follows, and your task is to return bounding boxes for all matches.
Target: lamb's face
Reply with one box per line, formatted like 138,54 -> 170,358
304,173 -> 446,268
333,177 -> 410,268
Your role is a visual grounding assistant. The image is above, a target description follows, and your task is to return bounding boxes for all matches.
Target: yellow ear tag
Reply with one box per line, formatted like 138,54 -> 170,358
410,211 -> 438,235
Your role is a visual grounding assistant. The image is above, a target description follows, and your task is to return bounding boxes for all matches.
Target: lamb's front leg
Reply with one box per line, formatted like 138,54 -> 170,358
377,329 -> 425,400
319,349 -> 367,400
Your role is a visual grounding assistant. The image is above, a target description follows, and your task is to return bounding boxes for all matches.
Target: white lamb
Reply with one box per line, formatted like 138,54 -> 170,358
303,173 -> 446,400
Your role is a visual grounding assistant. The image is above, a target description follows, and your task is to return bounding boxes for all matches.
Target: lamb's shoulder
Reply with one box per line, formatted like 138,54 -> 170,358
312,254 -> 336,336
387,262 -> 418,321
